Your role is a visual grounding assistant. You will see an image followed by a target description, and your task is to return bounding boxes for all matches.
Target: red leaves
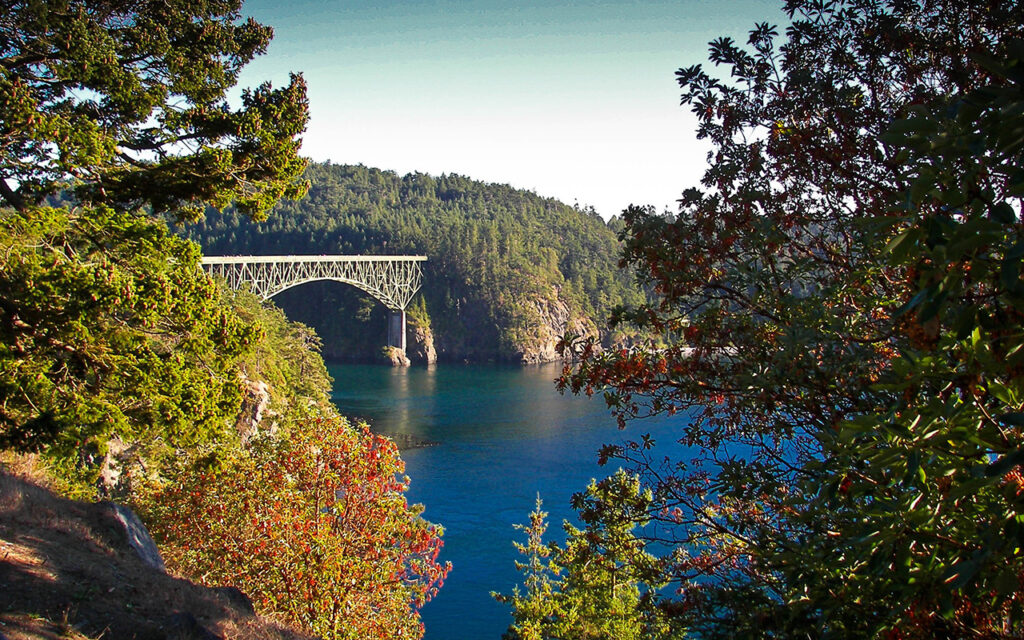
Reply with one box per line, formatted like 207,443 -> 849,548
139,411 -> 449,640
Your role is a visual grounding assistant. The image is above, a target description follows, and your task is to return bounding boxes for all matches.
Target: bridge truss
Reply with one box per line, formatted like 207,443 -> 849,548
201,255 -> 427,352
201,255 -> 426,310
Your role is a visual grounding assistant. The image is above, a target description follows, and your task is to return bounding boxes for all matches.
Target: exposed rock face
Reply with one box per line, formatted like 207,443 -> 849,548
95,436 -> 139,497
407,321 -> 437,365
273,282 -> 608,365
103,501 -> 166,572
382,346 -> 411,367
516,288 -> 598,364
235,375 -> 273,444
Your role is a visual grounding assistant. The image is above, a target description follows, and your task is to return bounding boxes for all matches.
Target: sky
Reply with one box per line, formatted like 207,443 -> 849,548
236,0 -> 784,219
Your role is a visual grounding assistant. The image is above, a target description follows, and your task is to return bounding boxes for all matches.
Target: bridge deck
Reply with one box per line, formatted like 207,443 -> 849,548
201,255 -> 427,264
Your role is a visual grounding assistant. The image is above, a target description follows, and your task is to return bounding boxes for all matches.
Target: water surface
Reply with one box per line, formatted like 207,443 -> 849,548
328,362 -> 687,640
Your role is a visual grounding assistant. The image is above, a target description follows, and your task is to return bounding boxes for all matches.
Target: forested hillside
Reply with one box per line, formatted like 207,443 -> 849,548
185,162 -> 644,363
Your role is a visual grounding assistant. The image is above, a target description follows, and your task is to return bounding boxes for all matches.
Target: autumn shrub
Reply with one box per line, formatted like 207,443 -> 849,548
137,409 -> 449,640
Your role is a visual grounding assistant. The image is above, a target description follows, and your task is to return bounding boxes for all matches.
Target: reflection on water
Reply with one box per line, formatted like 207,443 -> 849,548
328,362 -> 689,640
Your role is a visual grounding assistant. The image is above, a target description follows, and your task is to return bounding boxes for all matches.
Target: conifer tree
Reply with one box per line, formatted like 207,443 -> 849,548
0,0 -> 308,477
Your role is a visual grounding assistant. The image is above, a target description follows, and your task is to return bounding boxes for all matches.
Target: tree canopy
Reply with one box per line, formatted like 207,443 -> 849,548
0,205 -> 257,461
0,0 -> 308,221
1,4 -> 449,639
0,0 -> 309,473
546,1 -> 1024,637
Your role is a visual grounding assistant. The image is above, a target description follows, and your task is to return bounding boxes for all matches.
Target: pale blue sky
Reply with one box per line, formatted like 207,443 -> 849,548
237,0 -> 783,218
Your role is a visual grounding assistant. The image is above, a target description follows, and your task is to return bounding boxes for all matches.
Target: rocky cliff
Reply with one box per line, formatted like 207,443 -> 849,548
512,287 -> 599,364
273,282 -> 603,366
406,319 -> 437,365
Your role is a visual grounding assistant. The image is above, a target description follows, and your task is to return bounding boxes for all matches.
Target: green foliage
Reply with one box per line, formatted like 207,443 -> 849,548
558,2 -> 1024,638
405,295 -> 432,333
798,40 -> 1024,636
497,472 -> 675,640
226,288 -> 333,405
185,163 -> 645,361
0,205 -> 256,473
136,408 -> 450,640
0,0 -> 309,221
0,5 -> 450,640
0,0 -> 309,489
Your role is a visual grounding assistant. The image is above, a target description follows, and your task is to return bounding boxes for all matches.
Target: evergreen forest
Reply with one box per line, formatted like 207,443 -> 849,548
184,162 -> 646,362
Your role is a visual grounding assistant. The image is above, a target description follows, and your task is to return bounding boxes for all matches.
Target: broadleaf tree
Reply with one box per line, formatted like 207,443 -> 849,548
554,1 -> 1024,637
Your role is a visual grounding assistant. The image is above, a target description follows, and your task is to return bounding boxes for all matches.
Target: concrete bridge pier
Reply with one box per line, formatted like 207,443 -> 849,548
387,309 -> 407,352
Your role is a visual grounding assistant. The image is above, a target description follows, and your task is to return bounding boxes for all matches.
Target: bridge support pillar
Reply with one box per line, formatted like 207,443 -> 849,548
387,309 -> 407,352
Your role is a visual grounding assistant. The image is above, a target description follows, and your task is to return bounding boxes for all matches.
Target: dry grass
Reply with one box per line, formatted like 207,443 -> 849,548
0,611 -> 101,640
0,453 -> 52,508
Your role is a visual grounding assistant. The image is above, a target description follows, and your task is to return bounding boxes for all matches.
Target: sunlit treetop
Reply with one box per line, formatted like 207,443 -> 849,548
0,0 -> 309,221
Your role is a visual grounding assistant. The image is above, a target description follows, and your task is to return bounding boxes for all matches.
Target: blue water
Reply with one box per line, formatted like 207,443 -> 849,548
328,362 -> 689,640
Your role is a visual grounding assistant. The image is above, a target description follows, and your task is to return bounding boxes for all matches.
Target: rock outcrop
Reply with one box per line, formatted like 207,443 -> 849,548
406,321 -> 437,365
515,288 -> 598,364
382,346 -> 411,367
0,469 -> 314,640
94,436 -> 145,497
274,284 -> 606,366
103,501 -> 166,572
235,374 -> 273,444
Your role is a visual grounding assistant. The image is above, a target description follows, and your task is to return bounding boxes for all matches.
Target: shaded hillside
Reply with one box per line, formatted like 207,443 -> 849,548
185,163 -> 643,363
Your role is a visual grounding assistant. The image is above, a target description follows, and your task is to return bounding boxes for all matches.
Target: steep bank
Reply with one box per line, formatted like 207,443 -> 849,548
185,163 -> 643,364
0,467 -> 315,640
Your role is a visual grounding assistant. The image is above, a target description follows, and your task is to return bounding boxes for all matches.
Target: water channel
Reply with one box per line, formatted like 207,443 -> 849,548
328,362 -> 690,640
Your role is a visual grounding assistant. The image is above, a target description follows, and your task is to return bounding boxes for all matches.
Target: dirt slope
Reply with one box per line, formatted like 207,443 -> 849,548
0,470 -> 316,640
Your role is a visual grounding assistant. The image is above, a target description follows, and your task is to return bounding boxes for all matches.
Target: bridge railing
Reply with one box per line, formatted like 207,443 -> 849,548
200,255 -> 428,265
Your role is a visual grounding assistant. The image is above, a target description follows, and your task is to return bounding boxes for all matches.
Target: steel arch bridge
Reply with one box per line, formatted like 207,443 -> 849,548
201,255 -> 426,351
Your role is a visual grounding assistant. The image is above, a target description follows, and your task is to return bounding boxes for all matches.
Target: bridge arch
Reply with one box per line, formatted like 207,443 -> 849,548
201,255 -> 426,351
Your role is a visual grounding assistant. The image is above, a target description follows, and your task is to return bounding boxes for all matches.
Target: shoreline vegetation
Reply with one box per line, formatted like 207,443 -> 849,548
0,2 -> 449,638
3,0 -> 1024,639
